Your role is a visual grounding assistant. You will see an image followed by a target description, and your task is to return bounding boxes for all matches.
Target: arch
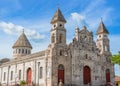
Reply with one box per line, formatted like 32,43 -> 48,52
19,49 -> 21,53
39,67 -> 43,79
83,66 -> 91,85
59,34 -> 63,43
105,46 -> 108,51
84,36 -> 87,41
85,54 -> 88,59
58,64 -> 64,84
25,49 -> 27,54
60,50 -> 62,56
3,72 -> 6,81
106,69 -> 110,84
51,34 -> 55,43
27,68 -> 32,85
16,49 -> 18,54
54,24 -> 56,28
10,71 -> 13,80
22,49 -> 24,54
28,50 -> 30,54
59,24 -> 62,27
19,70 -> 21,80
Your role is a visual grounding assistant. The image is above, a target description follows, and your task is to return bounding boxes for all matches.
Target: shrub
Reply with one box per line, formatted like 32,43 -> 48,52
20,80 -> 26,86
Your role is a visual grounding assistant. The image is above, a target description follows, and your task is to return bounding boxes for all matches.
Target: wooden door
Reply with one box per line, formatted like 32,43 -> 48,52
106,69 -> 110,84
83,66 -> 91,84
58,64 -> 64,84
27,68 -> 32,84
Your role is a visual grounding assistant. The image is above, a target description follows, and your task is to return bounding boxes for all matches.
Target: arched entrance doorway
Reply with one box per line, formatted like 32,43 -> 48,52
58,64 -> 64,84
27,68 -> 32,85
106,69 -> 110,84
83,66 -> 91,85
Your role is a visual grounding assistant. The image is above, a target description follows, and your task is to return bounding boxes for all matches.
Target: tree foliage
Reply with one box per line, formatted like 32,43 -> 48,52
20,80 -> 26,86
111,51 -> 120,66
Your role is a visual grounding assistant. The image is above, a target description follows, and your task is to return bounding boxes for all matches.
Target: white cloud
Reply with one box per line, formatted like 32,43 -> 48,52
67,0 -> 114,31
71,13 -> 85,24
0,21 -> 45,42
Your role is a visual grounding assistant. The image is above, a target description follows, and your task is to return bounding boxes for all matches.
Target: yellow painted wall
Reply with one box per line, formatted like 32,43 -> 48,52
118,82 -> 120,86
117,81 -> 120,86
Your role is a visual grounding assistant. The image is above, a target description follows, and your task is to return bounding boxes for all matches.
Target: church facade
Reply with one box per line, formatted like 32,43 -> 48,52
0,8 -> 115,86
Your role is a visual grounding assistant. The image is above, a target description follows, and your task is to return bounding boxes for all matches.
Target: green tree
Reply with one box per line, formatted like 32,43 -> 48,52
111,51 -> 120,66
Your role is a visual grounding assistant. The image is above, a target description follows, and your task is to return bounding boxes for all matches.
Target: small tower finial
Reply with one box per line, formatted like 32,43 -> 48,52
75,25 -> 79,30
101,17 -> 103,22
22,29 -> 24,33
58,3 -> 60,9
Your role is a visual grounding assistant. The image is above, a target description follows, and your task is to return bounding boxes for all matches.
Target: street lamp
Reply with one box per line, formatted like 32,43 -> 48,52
38,62 -> 40,86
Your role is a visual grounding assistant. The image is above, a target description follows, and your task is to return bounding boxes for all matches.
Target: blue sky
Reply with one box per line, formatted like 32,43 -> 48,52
0,0 -> 120,75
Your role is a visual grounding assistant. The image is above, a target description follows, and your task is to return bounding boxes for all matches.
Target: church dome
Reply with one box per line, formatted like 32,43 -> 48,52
0,58 -> 10,63
12,31 -> 32,49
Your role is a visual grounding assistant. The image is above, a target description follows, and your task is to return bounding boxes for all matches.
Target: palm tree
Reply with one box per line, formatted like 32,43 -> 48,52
111,51 -> 120,66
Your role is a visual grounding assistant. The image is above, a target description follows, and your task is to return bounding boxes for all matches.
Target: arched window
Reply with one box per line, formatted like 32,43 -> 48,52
3,72 -> 6,81
104,34 -> 107,37
54,24 -> 56,28
58,64 -> 64,84
26,49 -> 27,54
59,24 -> 62,27
105,46 -> 108,51
99,35 -> 101,38
52,34 -> 55,43
28,50 -> 30,54
19,70 -> 21,80
59,34 -> 63,43
11,71 -> 13,80
60,50 -> 62,56
84,36 -> 87,41
22,49 -> 24,54
40,67 -> 43,79
19,49 -> 21,53
16,49 -> 17,54
85,54 -> 88,59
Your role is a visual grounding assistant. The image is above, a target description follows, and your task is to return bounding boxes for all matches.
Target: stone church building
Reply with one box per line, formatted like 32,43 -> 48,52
0,8 -> 115,86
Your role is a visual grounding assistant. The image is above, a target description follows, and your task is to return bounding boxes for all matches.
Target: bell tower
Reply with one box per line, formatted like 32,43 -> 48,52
50,8 -> 66,46
46,8 -> 71,86
96,19 -> 110,54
